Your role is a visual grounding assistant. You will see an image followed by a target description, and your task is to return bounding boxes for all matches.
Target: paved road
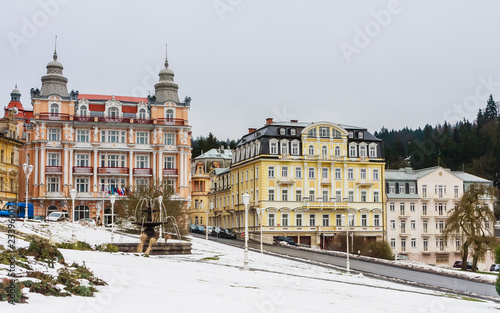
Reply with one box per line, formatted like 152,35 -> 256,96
193,233 -> 498,299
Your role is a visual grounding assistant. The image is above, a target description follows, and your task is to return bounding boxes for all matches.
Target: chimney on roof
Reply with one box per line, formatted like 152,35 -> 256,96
248,128 -> 257,134
290,120 -> 298,123
266,118 -> 273,125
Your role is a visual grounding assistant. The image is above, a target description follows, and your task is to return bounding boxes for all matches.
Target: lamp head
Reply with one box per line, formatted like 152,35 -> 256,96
110,194 -> 116,204
28,164 -> 33,174
210,202 -> 214,210
200,202 -> 203,209
242,193 -> 250,206
69,188 -> 77,200
22,163 -> 28,172
158,195 -> 163,204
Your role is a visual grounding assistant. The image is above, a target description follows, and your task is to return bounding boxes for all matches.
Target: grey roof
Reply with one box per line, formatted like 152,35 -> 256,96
194,148 -> 232,160
213,167 -> 230,175
385,170 -> 417,181
452,172 -> 492,184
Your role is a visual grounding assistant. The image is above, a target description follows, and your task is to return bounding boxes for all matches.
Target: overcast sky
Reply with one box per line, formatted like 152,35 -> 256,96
2,0 -> 500,141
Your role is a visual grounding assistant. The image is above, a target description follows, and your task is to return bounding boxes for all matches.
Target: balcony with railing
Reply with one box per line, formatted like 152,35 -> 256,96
157,118 -> 188,126
133,168 -> 153,175
73,115 -> 95,122
97,167 -> 129,175
45,166 -> 62,173
163,168 -> 178,176
134,118 -> 153,125
38,113 -> 70,121
73,166 -> 93,174
98,116 -> 131,123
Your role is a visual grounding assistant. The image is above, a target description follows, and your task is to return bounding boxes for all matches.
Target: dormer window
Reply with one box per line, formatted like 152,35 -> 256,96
79,105 -> 87,116
308,128 -> 317,137
358,131 -> 364,138
348,131 -> 353,138
290,129 -> 296,136
108,107 -> 119,117
138,109 -> 147,119
280,128 -> 286,135
349,144 -> 357,157
319,127 -> 329,137
165,109 -> 174,119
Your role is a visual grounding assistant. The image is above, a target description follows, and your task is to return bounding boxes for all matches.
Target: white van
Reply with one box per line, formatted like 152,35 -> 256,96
46,212 -> 70,222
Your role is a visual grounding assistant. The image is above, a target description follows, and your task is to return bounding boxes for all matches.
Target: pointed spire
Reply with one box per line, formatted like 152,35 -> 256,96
165,43 -> 169,68
53,35 -> 58,61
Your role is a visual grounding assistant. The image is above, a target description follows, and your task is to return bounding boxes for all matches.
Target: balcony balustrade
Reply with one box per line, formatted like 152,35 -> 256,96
97,167 -> 129,174
157,118 -> 187,126
133,168 -> 153,175
39,113 -> 70,121
45,166 -> 62,173
163,168 -> 178,176
73,166 -> 93,174
73,115 -> 95,122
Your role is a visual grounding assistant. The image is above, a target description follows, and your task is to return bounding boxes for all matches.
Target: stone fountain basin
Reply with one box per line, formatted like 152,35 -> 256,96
113,242 -> 192,255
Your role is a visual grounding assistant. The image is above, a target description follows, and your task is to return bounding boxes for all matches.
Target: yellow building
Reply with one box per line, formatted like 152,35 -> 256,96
190,148 -> 232,225
211,118 -> 385,249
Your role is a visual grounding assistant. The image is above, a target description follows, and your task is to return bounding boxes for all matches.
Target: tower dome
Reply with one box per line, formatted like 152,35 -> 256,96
154,56 -> 179,103
10,85 -> 21,102
40,50 -> 69,97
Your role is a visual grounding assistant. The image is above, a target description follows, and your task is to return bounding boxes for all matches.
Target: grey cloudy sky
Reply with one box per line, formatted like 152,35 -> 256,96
2,0 -> 500,141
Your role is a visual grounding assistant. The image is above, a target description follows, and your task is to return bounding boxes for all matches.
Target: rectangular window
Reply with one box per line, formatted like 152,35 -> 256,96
270,142 -> 278,154
373,169 -> 379,180
335,168 -> 341,179
455,237 -> 460,251
411,220 -> 416,230
164,156 -> 175,169
422,185 -> 427,197
423,239 -> 428,252
349,145 -> 357,157
410,203 -> 415,212
291,142 -> 299,155
282,166 -> 288,177
423,221 -> 428,233
76,129 -> 89,142
390,238 -> 396,249
107,154 -> 119,167
374,214 -> 380,226
268,166 -> 275,178
390,220 -> 396,230
281,142 -> 288,155
322,214 -> 329,226
136,155 -> 149,168
335,190 -> 341,202
308,168 -> 315,179
399,185 -> 405,194
309,214 -> 316,226
296,214 -> 302,226
348,190 -> 354,202
136,132 -> 149,144
282,189 -> 288,201
369,145 -> 376,158
409,185 -> 415,194
411,238 -> 416,249
401,221 -> 406,233
268,189 -> 275,201
282,213 -> 288,226
319,127 -> 329,137
389,185 -> 395,194
322,190 -> 328,202
361,190 -> 366,202
47,152 -> 60,166
165,133 -> 175,145
268,213 -> 275,226
76,177 -> 89,193
48,128 -> 60,141
373,191 -> 379,202
47,177 -> 59,192
295,167 -> 302,178
361,214 -> 367,226
454,185 -> 459,198
390,202 -> 395,212
336,214 -> 342,226
322,167 -> 328,179
309,190 -> 315,201
296,190 -> 302,201
422,203 -> 427,215
347,169 -> 354,180
76,154 -> 89,167
401,239 -> 406,252
400,203 -> 405,215
360,168 -> 367,179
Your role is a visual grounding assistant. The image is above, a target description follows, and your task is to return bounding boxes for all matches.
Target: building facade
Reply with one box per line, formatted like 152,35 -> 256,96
22,49 -> 191,223
189,148 -> 232,225
209,118 -> 385,248
385,166 -> 495,267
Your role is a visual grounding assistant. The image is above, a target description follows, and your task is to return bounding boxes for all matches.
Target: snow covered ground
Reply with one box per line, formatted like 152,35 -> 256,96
1,220 -> 499,312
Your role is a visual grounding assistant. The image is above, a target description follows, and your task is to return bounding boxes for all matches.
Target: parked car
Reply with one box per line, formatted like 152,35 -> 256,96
490,264 -> 500,272
189,224 -> 197,232
196,225 -> 205,234
273,236 -> 298,246
225,228 -> 237,239
212,227 -> 222,237
204,226 -> 214,236
453,261 -> 472,270
46,212 -> 70,222
78,218 -> 96,226
395,254 -> 409,261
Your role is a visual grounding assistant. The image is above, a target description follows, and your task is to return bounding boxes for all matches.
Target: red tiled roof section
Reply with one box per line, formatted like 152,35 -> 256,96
78,94 -> 147,103
4,100 -> 33,120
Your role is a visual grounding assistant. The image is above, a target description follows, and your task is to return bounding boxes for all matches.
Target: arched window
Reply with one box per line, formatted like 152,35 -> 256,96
74,205 -> 90,221
166,109 -> 174,119
334,146 -> 341,157
139,109 -> 147,119
47,205 -> 58,216
321,146 -> 328,158
108,107 -> 119,117
79,105 -> 87,116
50,103 -> 59,113
308,145 -> 315,156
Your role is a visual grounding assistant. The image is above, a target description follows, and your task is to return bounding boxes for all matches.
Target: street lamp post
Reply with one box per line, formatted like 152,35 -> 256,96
256,208 -> 263,254
158,195 -> 163,240
342,213 -> 354,274
70,189 -> 77,242
200,202 -> 204,236
206,202 -> 213,240
22,163 -> 33,222
110,194 -> 116,243
242,193 -> 250,270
